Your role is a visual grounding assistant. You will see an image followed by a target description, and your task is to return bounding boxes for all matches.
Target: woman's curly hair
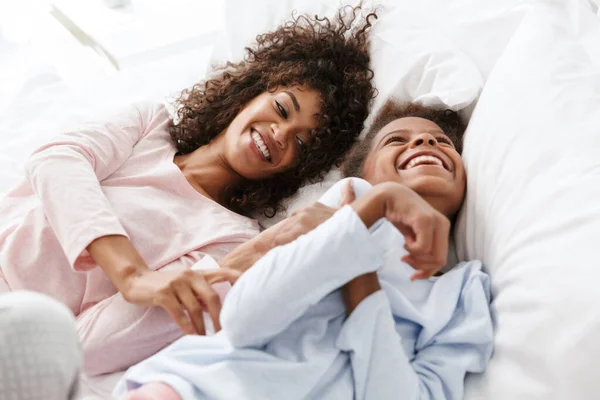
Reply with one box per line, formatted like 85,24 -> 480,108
342,101 -> 467,178
169,5 -> 377,217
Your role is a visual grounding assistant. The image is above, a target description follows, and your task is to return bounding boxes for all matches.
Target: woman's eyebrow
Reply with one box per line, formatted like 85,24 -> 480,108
283,91 -> 300,112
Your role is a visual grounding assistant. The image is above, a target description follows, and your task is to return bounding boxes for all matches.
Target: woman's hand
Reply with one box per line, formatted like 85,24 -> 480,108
122,267 -> 241,335
351,182 -> 450,280
87,235 -> 240,335
219,181 -> 356,272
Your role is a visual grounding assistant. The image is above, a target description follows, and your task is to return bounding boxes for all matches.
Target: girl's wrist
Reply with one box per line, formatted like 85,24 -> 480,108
342,273 -> 381,315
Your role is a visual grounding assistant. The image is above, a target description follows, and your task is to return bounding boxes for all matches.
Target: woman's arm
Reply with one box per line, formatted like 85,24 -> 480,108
25,104 -> 225,334
25,103 -> 163,271
336,264 -> 494,400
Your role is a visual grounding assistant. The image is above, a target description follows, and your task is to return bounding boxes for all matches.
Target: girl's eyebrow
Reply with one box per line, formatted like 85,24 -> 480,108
375,129 -> 410,147
376,128 -> 446,147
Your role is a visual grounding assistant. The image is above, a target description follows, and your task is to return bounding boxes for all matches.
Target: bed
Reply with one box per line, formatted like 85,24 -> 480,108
2,0 -> 600,398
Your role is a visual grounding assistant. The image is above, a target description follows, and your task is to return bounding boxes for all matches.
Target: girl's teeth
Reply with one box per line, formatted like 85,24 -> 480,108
405,155 -> 443,169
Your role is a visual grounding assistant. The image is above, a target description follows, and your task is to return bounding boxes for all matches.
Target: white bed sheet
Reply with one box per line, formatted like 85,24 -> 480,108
0,43 -> 214,196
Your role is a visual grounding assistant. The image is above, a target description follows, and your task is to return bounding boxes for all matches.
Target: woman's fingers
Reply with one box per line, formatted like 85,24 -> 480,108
204,268 -> 242,286
340,179 -> 356,206
191,277 -> 222,332
157,292 -> 197,335
173,282 -> 206,335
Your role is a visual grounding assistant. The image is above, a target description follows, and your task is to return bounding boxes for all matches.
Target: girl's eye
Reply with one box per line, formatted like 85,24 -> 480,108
276,101 -> 288,119
384,136 -> 406,146
296,136 -> 305,148
437,136 -> 453,146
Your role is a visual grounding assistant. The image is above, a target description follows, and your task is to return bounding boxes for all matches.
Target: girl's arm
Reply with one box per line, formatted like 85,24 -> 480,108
336,263 -> 494,400
220,203 -> 384,348
221,179 -> 450,348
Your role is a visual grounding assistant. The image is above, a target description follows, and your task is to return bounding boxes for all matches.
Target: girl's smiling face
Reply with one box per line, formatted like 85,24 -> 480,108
362,116 -> 466,218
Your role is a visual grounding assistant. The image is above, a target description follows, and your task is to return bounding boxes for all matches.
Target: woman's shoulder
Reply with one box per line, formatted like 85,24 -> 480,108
130,102 -> 171,131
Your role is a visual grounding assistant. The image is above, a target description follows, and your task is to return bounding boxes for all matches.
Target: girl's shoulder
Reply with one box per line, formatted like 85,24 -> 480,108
317,177 -> 372,208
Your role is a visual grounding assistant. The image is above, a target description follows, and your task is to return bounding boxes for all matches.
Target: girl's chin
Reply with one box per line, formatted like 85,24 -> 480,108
405,177 -> 457,193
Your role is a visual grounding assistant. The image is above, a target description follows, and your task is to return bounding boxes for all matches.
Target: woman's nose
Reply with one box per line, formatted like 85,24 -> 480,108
271,123 -> 290,149
409,133 -> 437,148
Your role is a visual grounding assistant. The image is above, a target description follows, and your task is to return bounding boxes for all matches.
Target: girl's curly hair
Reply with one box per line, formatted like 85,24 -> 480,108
342,101 -> 467,178
169,5 -> 377,217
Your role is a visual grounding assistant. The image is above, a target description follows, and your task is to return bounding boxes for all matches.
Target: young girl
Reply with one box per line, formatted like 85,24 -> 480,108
116,101 -> 494,400
0,4 -> 377,390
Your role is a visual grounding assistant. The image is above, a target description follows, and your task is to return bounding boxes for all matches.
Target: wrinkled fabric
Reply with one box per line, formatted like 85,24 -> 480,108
116,179 -> 494,400
0,103 -> 260,375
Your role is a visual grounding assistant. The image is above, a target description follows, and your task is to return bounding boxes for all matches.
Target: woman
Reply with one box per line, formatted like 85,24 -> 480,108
0,4 -> 377,382
116,101 -> 493,400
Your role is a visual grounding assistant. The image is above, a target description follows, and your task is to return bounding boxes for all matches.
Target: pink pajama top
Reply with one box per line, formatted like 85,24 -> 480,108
0,102 -> 260,376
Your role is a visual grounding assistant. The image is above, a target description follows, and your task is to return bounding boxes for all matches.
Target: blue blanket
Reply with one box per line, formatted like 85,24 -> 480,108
115,179 -> 493,400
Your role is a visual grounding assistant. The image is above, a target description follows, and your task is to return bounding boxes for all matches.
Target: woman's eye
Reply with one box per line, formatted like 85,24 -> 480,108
276,101 -> 288,119
296,136 -> 305,148
385,136 -> 406,146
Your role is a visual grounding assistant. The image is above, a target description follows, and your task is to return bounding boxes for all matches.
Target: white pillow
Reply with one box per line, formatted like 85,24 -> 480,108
216,0 -> 484,226
215,0 -> 482,113
455,1 -> 600,398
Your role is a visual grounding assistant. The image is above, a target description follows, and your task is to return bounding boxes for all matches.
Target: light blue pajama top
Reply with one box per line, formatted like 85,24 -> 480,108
115,178 -> 494,400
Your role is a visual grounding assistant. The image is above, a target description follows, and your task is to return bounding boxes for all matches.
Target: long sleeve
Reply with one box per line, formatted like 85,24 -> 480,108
336,263 -> 494,400
220,205 -> 383,348
24,103 -> 166,269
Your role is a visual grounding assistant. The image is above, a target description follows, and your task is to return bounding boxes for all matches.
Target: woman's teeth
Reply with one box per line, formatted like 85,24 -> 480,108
405,155 -> 444,170
251,130 -> 271,161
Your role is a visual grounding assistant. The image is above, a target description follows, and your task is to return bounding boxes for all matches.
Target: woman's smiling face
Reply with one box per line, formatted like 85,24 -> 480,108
221,86 -> 321,180
362,116 -> 466,218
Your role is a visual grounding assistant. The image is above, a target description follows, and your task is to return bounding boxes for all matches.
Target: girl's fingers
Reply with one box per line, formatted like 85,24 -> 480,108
410,270 -> 433,281
401,255 -> 439,270
404,215 -> 434,257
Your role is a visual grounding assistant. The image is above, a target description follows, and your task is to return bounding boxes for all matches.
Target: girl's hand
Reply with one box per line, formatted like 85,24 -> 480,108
122,267 -> 241,335
351,182 -> 450,280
